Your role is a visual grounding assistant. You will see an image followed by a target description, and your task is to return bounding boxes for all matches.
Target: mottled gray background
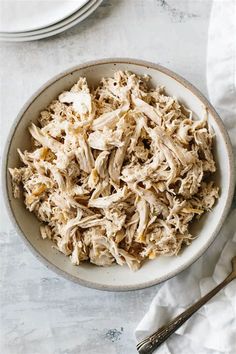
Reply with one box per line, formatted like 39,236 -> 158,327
0,1 -> 213,353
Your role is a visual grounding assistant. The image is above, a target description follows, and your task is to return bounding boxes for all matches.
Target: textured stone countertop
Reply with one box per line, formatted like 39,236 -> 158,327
0,1 -> 212,353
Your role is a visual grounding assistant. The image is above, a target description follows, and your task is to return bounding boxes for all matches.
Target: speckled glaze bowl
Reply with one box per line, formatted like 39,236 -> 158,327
3,59 -> 235,291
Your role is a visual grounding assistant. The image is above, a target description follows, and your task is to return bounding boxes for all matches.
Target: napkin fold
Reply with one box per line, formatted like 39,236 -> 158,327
135,1 -> 236,353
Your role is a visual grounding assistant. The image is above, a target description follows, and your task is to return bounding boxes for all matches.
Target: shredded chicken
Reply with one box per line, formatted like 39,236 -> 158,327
9,71 -> 219,270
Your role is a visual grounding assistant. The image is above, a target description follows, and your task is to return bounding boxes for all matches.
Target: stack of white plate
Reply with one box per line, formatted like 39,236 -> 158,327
0,0 -> 103,42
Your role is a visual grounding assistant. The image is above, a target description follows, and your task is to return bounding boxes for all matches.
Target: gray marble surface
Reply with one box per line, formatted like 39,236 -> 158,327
0,1 -> 212,353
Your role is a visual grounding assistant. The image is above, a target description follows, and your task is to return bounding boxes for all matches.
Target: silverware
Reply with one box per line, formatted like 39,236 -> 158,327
137,256 -> 236,354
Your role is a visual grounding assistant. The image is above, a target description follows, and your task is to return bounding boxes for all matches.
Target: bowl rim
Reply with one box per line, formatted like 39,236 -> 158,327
2,58 -> 235,291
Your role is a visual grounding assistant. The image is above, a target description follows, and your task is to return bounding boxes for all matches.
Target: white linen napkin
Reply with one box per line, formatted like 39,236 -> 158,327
135,1 -> 236,353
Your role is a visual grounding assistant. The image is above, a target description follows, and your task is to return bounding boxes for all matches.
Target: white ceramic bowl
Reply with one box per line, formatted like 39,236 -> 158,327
3,59 -> 235,291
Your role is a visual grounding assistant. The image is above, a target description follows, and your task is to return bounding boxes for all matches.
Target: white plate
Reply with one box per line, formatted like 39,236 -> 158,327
0,0 -> 97,37
0,0 -> 103,41
0,0 -> 89,33
3,59 -> 234,291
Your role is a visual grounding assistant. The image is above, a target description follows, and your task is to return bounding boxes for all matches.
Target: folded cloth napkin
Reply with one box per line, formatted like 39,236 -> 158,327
135,1 -> 236,353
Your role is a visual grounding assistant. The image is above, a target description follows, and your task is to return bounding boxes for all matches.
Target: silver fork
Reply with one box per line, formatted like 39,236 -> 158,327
137,256 -> 236,354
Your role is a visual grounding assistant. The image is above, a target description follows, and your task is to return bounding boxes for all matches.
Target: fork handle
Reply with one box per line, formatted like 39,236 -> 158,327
137,273 -> 235,354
